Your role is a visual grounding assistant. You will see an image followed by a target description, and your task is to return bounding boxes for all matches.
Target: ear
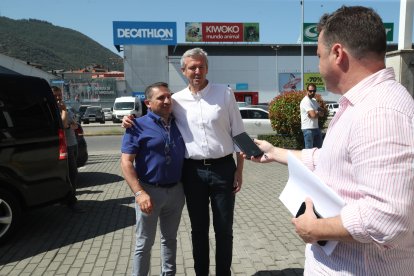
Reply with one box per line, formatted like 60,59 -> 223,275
144,99 -> 151,108
331,43 -> 345,65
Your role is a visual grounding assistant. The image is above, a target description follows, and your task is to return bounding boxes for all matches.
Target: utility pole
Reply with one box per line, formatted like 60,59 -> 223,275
300,0 -> 304,90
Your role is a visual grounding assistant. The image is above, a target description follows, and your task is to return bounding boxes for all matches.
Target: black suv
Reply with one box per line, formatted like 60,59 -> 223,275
81,106 -> 105,124
0,73 -> 73,244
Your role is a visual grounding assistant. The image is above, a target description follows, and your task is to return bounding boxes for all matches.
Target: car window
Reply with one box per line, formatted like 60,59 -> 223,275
251,110 -> 268,119
1,76 -> 58,140
114,102 -> 134,110
240,109 -> 269,119
240,110 -> 249,119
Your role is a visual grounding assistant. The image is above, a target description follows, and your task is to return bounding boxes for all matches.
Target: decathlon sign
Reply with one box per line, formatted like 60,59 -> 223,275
113,21 -> 177,45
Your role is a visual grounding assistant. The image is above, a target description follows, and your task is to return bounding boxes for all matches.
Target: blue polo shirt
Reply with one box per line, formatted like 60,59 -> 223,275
121,111 -> 185,185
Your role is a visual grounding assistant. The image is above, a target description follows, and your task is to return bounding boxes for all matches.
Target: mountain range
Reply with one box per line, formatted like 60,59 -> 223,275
0,16 -> 123,72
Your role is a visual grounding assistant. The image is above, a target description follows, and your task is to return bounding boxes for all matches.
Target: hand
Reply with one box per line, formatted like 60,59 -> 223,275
121,115 -> 135,128
136,191 -> 153,214
233,169 -> 243,194
291,198 -> 319,244
247,139 -> 275,163
57,100 -> 67,111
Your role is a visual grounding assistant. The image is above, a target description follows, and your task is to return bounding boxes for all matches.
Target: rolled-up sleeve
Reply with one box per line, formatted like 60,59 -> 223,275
340,108 -> 414,248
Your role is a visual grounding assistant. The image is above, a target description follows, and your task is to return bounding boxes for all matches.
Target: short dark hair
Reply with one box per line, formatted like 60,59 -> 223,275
144,82 -> 170,100
317,6 -> 386,59
307,83 -> 316,90
51,86 -> 60,93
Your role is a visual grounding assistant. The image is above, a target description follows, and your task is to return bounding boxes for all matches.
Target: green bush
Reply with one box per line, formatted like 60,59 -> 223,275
264,90 -> 329,149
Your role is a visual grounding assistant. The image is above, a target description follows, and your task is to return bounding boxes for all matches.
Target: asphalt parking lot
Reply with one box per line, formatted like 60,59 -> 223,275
0,151 -> 305,276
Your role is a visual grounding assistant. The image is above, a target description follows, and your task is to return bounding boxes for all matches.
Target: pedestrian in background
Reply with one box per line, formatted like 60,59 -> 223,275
248,6 -> 414,275
121,82 -> 185,276
300,83 -> 323,149
52,86 -> 83,213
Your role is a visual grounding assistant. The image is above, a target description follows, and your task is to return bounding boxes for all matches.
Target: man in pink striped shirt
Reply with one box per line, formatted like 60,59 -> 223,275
251,6 -> 414,275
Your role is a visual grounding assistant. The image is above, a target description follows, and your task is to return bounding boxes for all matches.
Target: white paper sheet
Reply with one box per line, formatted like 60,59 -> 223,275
279,151 -> 346,255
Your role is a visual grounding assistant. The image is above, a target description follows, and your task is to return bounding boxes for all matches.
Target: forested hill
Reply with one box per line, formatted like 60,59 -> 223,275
0,17 -> 123,72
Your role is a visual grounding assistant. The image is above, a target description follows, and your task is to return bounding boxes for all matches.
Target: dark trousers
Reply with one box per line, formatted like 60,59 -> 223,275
67,144 -> 78,205
182,157 -> 236,276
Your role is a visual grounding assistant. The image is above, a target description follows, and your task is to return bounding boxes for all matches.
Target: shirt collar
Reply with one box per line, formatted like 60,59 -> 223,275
341,68 -> 395,107
147,110 -> 173,126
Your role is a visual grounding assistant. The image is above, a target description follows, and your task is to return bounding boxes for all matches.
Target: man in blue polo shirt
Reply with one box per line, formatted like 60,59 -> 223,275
121,82 -> 185,276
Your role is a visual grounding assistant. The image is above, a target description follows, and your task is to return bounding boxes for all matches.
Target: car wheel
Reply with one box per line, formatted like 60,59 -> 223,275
0,188 -> 22,245
83,121 -> 89,124
100,120 -> 105,124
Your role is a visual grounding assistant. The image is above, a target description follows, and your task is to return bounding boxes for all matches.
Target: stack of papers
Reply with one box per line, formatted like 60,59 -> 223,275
279,151 -> 346,255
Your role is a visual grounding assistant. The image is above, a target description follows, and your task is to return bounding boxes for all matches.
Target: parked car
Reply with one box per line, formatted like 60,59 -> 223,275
75,123 -> 88,167
77,105 -> 91,123
326,103 -> 339,117
81,106 -> 105,124
247,104 -> 269,111
0,73 -> 73,244
112,97 -> 142,123
102,108 -> 113,121
239,107 -> 274,137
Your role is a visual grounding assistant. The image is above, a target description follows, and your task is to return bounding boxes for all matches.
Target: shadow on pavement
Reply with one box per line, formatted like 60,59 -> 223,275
77,172 -> 124,188
0,196 -> 135,265
253,268 -> 304,276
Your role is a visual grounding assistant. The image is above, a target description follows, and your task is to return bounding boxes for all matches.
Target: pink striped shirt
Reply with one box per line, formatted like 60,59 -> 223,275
302,68 -> 414,275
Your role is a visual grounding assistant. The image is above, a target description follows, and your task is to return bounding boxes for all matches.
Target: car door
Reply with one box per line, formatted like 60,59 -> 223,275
240,108 -> 274,137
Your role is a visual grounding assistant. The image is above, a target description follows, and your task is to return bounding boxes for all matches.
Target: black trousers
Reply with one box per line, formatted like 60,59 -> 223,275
182,156 -> 236,276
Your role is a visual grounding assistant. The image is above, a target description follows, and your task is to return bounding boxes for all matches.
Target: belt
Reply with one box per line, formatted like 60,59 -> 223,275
185,154 -> 233,166
143,182 -> 178,188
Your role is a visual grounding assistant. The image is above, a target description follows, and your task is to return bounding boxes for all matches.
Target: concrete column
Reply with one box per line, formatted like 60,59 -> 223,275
386,49 -> 414,97
385,0 -> 414,98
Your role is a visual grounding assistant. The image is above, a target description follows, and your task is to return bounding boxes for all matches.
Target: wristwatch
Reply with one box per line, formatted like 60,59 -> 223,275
134,190 -> 143,197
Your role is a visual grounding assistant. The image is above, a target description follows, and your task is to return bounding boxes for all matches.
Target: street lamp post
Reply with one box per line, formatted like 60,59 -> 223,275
301,0 -> 304,90
271,45 -> 281,93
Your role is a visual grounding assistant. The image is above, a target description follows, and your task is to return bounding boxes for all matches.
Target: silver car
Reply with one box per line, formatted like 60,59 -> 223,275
102,108 -> 113,121
239,107 -> 274,137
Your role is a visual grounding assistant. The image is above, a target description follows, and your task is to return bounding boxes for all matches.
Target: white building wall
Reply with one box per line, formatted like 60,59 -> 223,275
126,46 -> 340,103
124,45 -> 169,93
167,54 -> 324,102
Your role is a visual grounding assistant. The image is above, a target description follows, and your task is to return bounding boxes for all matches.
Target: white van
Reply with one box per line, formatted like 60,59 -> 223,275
112,96 -> 142,123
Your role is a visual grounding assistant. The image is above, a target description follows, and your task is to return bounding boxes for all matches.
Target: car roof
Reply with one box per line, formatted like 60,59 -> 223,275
239,107 -> 269,113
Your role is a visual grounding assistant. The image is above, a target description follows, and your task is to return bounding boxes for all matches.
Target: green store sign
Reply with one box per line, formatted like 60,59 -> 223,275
303,23 -> 394,43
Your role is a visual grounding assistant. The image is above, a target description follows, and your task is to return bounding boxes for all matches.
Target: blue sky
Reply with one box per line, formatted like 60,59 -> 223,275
0,0 -> 406,56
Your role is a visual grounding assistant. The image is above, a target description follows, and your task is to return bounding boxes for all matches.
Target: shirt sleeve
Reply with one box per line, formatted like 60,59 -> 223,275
300,97 -> 314,112
340,107 -> 414,248
121,127 -> 139,154
226,87 -> 245,137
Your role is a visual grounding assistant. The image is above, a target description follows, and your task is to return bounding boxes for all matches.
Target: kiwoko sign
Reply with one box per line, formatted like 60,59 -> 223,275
113,21 -> 177,45
185,22 -> 259,43
303,22 -> 394,43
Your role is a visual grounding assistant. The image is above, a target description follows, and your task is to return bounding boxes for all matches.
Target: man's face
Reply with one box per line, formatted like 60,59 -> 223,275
307,86 -> 316,98
53,90 -> 63,102
145,86 -> 172,118
181,55 -> 208,91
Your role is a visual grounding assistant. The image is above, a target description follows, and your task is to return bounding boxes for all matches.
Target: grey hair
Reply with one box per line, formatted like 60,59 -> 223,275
180,47 -> 209,69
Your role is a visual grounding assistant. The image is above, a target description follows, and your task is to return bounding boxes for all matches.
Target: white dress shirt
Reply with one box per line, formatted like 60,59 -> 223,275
172,82 -> 245,159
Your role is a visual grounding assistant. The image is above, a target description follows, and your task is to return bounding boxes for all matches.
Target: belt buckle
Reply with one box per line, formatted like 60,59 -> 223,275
203,159 -> 212,166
